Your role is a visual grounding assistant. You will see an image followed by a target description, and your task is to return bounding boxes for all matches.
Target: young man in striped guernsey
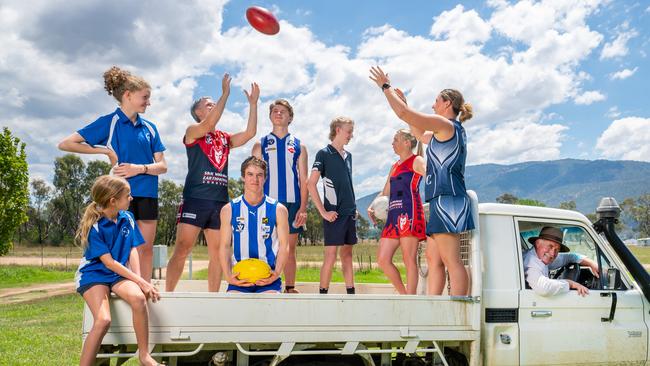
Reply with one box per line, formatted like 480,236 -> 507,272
219,157 -> 290,293
252,99 -> 308,293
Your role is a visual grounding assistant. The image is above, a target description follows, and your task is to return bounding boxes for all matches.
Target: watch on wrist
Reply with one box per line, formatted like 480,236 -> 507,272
381,83 -> 391,91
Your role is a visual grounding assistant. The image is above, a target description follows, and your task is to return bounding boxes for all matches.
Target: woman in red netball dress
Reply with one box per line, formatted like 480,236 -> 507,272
369,129 -> 425,294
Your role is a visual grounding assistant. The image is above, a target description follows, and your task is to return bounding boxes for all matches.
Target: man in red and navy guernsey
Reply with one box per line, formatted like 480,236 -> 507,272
165,74 -> 260,292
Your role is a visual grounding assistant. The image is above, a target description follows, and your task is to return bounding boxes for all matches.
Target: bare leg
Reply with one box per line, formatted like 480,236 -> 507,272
340,244 -> 355,288
204,228 -> 222,292
425,236 -> 446,295
165,223 -> 201,292
320,246 -> 338,289
377,238 -> 405,294
80,285 -> 111,366
432,233 -> 468,296
136,220 -> 157,283
283,233 -> 299,288
112,280 -> 158,366
400,236 -> 420,295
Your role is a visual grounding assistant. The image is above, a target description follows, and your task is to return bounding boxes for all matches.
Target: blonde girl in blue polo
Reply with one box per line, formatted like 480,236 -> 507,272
75,175 -> 161,366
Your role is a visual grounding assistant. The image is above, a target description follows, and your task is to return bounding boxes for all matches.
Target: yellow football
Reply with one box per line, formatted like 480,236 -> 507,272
232,258 -> 272,282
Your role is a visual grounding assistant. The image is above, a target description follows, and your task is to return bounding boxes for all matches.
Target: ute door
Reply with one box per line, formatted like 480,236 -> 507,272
517,220 -> 647,365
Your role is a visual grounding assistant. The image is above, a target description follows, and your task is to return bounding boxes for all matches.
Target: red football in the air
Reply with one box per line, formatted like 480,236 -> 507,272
246,6 -> 280,35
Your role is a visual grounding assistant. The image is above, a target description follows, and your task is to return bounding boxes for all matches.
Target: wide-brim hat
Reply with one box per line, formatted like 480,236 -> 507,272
528,226 -> 570,252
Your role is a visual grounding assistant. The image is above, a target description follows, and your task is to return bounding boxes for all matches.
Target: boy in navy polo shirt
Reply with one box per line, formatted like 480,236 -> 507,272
59,66 -> 167,283
307,117 -> 357,294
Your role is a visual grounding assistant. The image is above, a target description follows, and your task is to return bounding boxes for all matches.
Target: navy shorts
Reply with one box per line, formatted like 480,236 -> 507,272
323,215 -> 358,246
426,195 -> 475,235
227,278 -> 282,293
129,197 -> 158,221
177,198 -> 227,230
282,201 -> 304,235
77,278 -> 125,296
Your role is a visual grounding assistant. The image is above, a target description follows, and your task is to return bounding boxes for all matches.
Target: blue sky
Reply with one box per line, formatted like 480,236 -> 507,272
1,0 -> 649,197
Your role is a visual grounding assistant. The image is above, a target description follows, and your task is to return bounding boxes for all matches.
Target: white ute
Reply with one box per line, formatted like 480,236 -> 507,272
83,193 -> 650,365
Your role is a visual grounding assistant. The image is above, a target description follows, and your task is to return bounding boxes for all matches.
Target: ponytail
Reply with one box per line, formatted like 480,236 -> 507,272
75,202 -> 102,250
415,141 -> 424,157
459,103 -> 473,123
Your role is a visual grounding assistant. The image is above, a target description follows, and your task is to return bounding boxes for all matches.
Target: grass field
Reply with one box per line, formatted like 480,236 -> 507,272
0,294 -> 83,365
0,265 -> 75,289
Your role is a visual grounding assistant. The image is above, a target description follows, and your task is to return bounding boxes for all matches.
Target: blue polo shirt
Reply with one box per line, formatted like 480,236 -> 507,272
78,108 -> 166,198
74,211 -> 145,290
312,144 -> 356,216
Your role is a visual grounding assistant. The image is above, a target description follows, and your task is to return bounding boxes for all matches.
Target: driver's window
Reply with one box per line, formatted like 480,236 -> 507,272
518,222 -> 599,289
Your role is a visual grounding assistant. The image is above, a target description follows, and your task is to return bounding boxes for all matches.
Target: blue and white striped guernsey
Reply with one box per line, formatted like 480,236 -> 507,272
230,195 -> 279,269
260,133 -> 301,203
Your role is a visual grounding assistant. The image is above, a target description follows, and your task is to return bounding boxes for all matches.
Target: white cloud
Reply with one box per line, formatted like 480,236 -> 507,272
605,106 -> 621,119
430,5 -> 492,45
609,67 -> 638,80
600,28 -> 639,59
467,117 -> 568,164
574,90 -> 606,105
0,0 -> 612,197
596,117 -> 650,161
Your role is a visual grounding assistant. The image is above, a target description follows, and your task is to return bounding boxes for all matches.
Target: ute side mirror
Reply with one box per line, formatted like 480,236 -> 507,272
606,268 -> 622,290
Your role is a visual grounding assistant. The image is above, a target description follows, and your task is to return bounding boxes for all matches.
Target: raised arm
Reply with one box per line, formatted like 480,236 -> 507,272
230,83 -> 260,148
58,132 -> 118,166
185,74 -> 232,144
369,66 -> 453,137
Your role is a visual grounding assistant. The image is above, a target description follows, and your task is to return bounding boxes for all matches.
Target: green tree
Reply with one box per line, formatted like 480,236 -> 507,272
157,179 -> 183,246
83,160 -> 111,192
496,193 -> 518,204
30,179 -> 52,244
50,154 -> 87,242
0,127 -> 29,255
622,194 -> 650,237
356,215 -> 371,241
516,198 -> 546,207
228,178 -> 243,199
559,200 -> 577,210
301,201 -> 323,245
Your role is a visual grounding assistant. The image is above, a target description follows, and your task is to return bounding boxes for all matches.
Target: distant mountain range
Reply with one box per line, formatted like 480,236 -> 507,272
357,159 -> 650,219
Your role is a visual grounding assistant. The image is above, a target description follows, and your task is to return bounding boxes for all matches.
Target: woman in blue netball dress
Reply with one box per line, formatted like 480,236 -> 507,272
370,66 -> 474,296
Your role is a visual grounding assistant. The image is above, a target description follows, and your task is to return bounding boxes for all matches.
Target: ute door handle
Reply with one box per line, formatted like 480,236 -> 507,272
531,310 -> 552,318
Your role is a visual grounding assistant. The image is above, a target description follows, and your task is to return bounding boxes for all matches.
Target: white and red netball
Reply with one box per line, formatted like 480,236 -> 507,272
370,195 -> 389,221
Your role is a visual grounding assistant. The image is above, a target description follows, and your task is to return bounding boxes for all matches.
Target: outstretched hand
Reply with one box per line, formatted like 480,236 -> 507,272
221,73 -> 232,95
369,66 -> 390,88
244,82 -> 260,104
